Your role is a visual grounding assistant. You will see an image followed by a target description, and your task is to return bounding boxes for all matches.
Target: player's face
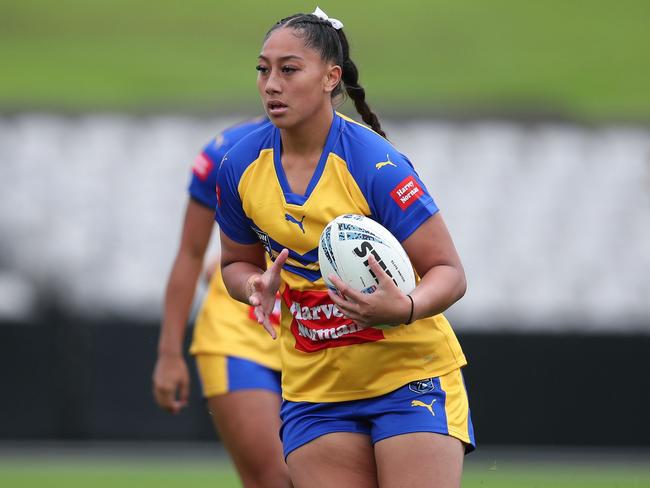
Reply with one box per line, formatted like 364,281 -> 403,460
257,27 -> 340,130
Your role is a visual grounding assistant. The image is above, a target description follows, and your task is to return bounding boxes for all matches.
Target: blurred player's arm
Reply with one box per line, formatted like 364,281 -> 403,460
153,198 -> 214,414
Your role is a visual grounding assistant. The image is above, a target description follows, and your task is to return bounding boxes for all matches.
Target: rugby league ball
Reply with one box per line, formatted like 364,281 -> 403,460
318,214 -> 416,295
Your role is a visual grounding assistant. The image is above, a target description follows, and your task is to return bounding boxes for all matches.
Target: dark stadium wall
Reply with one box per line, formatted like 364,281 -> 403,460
1,319 -> 648,446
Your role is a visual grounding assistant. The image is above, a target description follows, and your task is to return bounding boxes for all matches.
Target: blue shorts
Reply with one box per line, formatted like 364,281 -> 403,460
280,368 -> 475,459
195,354 -> 281,397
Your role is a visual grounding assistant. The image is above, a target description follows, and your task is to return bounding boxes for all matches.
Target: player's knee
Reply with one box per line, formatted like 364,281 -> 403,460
239,461 -> 290,488
240,471 -> 291,488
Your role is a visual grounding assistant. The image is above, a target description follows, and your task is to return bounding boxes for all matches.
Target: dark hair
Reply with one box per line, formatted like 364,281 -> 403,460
265,13 -> 387,139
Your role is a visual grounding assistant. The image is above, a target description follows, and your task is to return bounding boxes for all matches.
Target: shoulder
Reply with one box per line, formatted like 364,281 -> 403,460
203,116 -> 271,162
218,120 -> 275,177
334,113 -> 413,171
222,116 -> 271,145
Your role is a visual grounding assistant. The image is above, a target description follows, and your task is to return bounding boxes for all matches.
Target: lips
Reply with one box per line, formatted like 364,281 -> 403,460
267,100 -> 288,116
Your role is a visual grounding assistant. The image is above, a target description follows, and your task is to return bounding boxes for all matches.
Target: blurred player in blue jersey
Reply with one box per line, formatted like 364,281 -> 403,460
216,8 -> 474,488
152,117 -> 292,488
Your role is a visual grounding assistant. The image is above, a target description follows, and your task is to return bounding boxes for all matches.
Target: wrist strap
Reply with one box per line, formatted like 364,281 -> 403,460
405,294 -> 414,325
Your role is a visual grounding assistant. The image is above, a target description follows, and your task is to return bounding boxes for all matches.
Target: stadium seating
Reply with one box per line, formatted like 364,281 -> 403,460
0,115 -> 648,331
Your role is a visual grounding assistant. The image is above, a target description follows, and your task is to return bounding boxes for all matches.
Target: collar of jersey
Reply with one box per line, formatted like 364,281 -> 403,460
272,112 -> 343,206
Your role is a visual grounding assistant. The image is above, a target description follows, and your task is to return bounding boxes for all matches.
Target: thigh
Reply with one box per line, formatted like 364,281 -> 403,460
375,432 -> 464,488
287,432 -> 378,488
208,390 -> 289,487
198,355 -> 287,487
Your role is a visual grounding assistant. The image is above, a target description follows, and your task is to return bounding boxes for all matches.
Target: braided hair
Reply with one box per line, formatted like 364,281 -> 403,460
265,13 -> 387,139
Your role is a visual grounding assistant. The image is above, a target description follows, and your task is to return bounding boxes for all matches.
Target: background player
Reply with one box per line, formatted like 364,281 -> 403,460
152,117 -> 291,488
216,9 -> 475,488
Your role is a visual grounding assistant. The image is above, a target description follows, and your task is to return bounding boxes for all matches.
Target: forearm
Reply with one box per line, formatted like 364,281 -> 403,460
158,253 -> 204,356
158,198 -> 214,356
221,260 -> 265,305
219,230 -> 268,305
408,265 -> 467,322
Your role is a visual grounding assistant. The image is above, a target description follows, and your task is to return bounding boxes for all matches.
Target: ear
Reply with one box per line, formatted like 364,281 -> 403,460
324,64 -> 342,94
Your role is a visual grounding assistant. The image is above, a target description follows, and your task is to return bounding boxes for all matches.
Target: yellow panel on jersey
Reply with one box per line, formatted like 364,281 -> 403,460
189,265 -> 281,372
216,112 -> 467,402
238,151 -> 371,275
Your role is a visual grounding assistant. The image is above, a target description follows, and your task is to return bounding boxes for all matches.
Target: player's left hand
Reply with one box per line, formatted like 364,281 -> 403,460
327,254 -> 412,329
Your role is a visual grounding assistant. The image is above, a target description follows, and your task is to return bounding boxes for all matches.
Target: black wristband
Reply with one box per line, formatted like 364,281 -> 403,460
405,294 -> 414,325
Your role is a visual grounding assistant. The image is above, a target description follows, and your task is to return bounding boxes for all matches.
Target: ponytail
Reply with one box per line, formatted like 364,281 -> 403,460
334,28 -> 386,138
339,54 -> 386,138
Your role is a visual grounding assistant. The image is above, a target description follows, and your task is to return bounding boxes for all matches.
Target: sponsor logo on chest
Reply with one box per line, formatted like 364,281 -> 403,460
283,289 -> 385,352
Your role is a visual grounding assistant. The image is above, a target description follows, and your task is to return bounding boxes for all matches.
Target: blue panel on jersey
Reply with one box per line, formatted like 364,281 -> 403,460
283,262 -> 322,282
331,117 -> 439,242
189,117 -> 270,211
286,247 -> 319,265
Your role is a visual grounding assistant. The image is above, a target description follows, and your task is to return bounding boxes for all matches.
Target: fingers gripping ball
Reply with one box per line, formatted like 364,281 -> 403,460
318,214 -> 416,327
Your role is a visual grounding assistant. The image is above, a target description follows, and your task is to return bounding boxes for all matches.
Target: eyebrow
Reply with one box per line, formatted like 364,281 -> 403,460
258,55 -> 304,62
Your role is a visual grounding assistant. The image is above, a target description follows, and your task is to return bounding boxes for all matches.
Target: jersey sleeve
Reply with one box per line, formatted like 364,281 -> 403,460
188,135 -> 226,209
355,147 -> 439,242
215,150 -> 259,245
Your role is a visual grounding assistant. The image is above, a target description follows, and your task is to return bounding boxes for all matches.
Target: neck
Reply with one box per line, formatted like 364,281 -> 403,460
280,107 -> 334,156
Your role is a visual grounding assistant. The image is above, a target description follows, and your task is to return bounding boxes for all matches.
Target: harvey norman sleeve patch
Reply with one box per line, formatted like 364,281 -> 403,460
390,175 -> 423,210
192,153 -> 213,181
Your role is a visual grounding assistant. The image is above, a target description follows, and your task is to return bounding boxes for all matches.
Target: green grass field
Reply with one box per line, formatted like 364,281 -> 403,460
2,451 -> 650,488
2,0 -> 650,120
2,461 -> 650,488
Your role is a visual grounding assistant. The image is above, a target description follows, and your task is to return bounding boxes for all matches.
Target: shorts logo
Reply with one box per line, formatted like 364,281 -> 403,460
192,153 -> 213,181
411,399 -> 436,416
409,378 -> 435,394
390,176 -> 423,210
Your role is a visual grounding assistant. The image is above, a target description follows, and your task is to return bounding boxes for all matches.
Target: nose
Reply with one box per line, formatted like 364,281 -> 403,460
264,70 -> 282,95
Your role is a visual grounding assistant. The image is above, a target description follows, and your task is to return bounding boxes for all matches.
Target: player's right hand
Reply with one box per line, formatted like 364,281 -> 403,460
152,354 -> 190,415
247,248 -> 289,339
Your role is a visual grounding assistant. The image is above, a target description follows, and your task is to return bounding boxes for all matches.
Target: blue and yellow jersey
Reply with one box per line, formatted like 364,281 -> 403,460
216,112 -> 466,402
186,116 -> 280,370
189,264 -> 281,371
188,117 -> 270,209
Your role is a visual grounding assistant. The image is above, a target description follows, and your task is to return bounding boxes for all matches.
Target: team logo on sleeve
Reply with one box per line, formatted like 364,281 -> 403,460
192,153 -> 213,181
390,175 -> 423,210
375,154 -> 397,170
212,133 -> 224,150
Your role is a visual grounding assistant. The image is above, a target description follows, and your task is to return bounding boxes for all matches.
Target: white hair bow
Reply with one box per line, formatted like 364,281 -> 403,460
312,6 -> 344,30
